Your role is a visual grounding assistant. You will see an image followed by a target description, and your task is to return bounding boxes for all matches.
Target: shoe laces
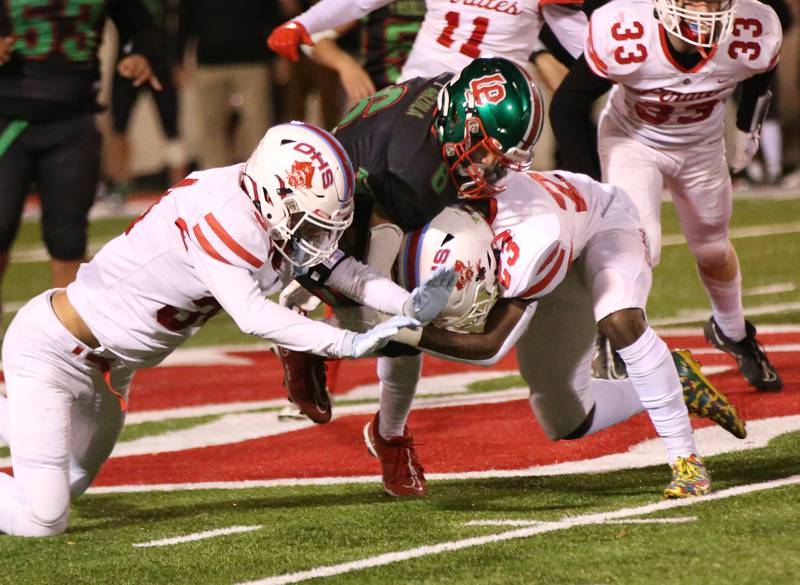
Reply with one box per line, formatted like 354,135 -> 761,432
673,456 -> 702,480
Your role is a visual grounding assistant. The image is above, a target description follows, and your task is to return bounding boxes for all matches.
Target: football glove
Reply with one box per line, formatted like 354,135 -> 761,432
279,279 -> 321,315
344,315 -> 421,358
267,21 -> 313,62
403,266 -> 458,324
730,129 -> 760,174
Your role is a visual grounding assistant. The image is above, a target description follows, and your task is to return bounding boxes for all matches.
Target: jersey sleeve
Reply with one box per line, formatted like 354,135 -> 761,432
584,4 -> 651,81
326,255 -> 411,315
734,1 -> 783,74
541,4 -> 588,59
186,237 -> 354,358
183,206 -> 268,274
297,0 -> 393,35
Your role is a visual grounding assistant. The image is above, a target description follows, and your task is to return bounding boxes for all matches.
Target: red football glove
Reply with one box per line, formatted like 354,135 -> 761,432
267,21 -> 313,62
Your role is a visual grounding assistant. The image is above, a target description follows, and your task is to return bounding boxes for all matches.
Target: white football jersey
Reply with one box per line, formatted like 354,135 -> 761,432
399,0 -> 580,80
67,165 -> 351,368
585,0 -> 781,148
490,170 -> 637,300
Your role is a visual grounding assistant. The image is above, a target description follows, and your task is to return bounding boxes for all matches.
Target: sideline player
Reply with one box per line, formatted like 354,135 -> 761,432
549,0 -> 783,391
267,0 -> 587,84
0,121 -> 457,537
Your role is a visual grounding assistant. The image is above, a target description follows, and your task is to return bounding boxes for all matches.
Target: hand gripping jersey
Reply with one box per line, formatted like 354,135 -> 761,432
585,0 -> 782,148
66,165 -> 352,368
333,74 -> 459,238
400,0 -> 583,80
490,170 -> 639,301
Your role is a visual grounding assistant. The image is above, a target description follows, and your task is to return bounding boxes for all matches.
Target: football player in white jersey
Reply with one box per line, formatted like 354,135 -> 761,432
366,70 -> 747,499
550,0 -> 783,391
0,121 -> 459,537
267,0 -> 588,83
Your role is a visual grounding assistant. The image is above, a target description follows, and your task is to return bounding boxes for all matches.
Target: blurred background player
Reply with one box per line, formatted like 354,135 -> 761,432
550,0 -> 784,391
0,0 -> 160,329
176,0 -> 277,169
104,0 -> 187,202
267,0 -> 588,85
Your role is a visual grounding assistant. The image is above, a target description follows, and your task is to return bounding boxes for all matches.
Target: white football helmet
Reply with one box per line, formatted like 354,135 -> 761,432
395,206 -> 498,331
242,121 -> 355,268
654,0 -> 737,49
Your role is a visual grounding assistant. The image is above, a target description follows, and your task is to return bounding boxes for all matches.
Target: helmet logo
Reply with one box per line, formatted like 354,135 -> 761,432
293,142 -> 335,190
454,259 -> 474,291
288,160 -> 315,189
469,74 -> 507,107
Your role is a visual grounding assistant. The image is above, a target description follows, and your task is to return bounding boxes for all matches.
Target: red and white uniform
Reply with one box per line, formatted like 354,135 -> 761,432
466,170 -> 652,438
66,165 -> 366,368
294,0 -> 587,81
584,0 -> 781,266
0,164 -> 411,537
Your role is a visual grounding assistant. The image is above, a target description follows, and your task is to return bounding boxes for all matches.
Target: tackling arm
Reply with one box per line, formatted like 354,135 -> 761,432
417,298 -> 537,366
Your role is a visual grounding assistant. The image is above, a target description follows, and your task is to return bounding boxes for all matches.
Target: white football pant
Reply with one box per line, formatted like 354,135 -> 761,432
0,290 -> 132,537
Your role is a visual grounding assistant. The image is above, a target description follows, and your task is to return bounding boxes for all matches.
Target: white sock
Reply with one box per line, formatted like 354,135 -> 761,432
585,379 -> 644,436
616,327 -> 697,463
698,268 -> 746,342
378,353 -> 423,439
760,119 -> 782,181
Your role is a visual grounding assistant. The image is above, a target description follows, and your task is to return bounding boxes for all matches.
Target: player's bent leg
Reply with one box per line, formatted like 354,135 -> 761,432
363,354 -> 427,497
277,347 -> 332,424
69,370 -> 131,498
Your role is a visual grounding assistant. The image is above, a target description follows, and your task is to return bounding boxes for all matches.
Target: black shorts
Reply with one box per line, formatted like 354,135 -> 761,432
0,114 -> 100,259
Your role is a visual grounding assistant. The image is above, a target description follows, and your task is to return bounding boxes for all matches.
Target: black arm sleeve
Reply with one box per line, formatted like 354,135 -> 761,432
536,22 -> 576,68
549,54 -> 613,179
108,0 -> 161,59
736,68 -> 776,132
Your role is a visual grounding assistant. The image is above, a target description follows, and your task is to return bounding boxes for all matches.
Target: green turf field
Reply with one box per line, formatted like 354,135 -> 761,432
1,196 -> 799,584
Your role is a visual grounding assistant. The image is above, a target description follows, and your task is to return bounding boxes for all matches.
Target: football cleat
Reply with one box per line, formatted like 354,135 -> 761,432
672,349 -> 747,439
277,347 -> 332,424
363,412 -> 427,497
664,454 -> 711,498
703,317 -> 783,392
591,334 -> 628,379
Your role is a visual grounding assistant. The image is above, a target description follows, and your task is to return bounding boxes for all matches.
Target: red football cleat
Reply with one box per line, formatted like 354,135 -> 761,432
363,412 -> 426,497
277,346 -> 332,424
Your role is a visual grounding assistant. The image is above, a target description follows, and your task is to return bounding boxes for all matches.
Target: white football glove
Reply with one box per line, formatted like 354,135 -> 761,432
403,266 -> 459,324
343,315 -> 421,358
279,279 -> 321,315
730,129 -> 760,174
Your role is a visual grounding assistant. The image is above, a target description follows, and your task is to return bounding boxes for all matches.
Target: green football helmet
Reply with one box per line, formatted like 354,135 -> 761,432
434,57 -> 544,199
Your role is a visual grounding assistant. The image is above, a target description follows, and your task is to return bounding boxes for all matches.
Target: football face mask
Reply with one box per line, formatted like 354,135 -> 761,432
655,0 -> 737,50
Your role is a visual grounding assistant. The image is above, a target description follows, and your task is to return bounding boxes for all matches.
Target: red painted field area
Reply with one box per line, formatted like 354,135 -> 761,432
84,331 -> 799,487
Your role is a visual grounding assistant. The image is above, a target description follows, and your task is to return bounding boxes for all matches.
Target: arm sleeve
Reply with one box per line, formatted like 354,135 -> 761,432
108,0 -> 161,60
421,302 -> 538,366
296,0 -> 393,34
326,256 -> 411,316
541,4 -> 588,60
187,242 -> 354,357
736,68 -> 776,132
549,54 -> 612,178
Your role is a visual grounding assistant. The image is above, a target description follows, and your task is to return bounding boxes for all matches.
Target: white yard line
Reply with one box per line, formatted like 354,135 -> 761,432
235,476 -> 800,585
133,525 -> 262,548
661,222 -> 800,247
86,415 -> 800,494
744,283 -> 797,297
649,302 -> 800,326
464,517 -> 697,527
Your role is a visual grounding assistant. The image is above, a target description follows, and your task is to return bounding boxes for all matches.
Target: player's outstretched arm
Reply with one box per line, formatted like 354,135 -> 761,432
403,267 -> 459,324
415,298 -> 536,366
347,315 -> 421,358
